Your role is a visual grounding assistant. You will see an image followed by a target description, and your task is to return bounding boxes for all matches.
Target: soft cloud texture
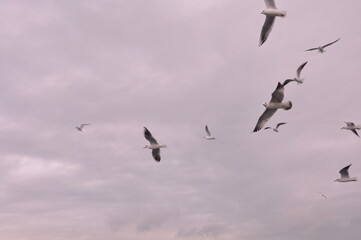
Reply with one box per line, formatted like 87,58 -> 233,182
1,1 -> 361,240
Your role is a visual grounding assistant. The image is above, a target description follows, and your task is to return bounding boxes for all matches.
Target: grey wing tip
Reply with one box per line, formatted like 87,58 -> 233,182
253,126 -> 261,132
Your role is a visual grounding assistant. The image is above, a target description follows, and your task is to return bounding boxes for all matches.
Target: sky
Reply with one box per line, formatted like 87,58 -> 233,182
1,0 -> 361,239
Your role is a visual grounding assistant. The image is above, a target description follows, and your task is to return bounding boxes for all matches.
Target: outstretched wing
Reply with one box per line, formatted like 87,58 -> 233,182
322,38 -> 340,48
264,0 -> 276,9
345,122 -> 355,126
282,79 -> 296,86
351,129 -> 360,137
276,122 -> 287,129
152,149 -> 161,162
143,127 -> 158,144
296,61 -> 308,78
259,16 -> 275,46
253,109 -> 277,132
270,82 -> 284,103
79,123 -> 91,129
205,125 -> 211,136
339,164 -> 351,178
305,47 -> 318,52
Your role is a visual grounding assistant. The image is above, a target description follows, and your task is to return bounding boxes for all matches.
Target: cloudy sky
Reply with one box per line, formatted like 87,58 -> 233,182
1,0 -> 361,239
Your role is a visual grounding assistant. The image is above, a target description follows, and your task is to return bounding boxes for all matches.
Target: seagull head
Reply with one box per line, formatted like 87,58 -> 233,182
143,145 -> 149,149
261,10 -> 265,15
263,102 -> 270,108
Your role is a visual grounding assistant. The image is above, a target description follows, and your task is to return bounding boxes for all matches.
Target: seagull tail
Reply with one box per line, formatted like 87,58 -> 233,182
282,101 -> 292,110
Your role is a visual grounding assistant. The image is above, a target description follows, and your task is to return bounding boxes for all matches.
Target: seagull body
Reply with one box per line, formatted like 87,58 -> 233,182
259,0 -> 286,46
283,62 -> 308,85
334,164 -> 358,183
75,123 -> 91,132
143,127 -> 167,162
341,122 -> 361,137
204,125 -> 216,140
305,38 -> 340,53
253,82 -> 292,132
264,122 -> 287,132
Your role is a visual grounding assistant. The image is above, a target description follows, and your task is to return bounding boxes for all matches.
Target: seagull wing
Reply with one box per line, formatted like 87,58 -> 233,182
264,127 -> 272,130
322,38 -> 340,48
79,123 -> 91,129
296,61 -> 308,78
339,164 -> 351,178
351,129 -> 360,137
143,127 -> 158,144
205,125 -> 211,136
152,149 -> 161,162
305,47 -> 318,52
345,122 -> 355,126
270,82 -> 284,103
259,16 -> 275,46
276,122 -> 287,129
282,79 -> 296,86
264,0 -> 276,9
253,109 -> 277,132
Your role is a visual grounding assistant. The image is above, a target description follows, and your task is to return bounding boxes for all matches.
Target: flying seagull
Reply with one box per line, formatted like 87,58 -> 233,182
259,0 -> 286,46
264,122 -> 287,132
341,122 -> 361,138
318,192 -> 327,200
75,123 -> 91,132
282,61 -> 308,85
143,127 -> 167,162
305,38 -> 340,53
204,125 -> 216,140
334,164 -> 358,183
253,82 -> 292,132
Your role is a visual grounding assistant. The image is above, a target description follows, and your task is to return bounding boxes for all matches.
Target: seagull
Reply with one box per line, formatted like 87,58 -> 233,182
318,192 -> 327,200
264,122 -> 287,132
282,62 -> 308,85
259,0 -> 287,46
305,38 -> 340,53
253,82 -> 292,132
75,123 -> 91,132
334,164 -> 358,183
143,127 -> 167,162
341,122 -> 361,138
204,125 -> 216,140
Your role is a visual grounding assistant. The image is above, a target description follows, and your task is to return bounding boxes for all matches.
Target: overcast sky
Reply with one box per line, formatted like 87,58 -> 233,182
1,0 -> 361,239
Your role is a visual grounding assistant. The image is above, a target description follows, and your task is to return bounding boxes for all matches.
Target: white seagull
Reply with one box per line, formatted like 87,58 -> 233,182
259,0 -> 287,46
204,125 -> 216,140
75,123 -> 91,132
334,164 -> 358,183
264,122 -> 287,132
253,82 -> 292,132
282,62 -> 308,85
341,122 -> 361,138
305,38 -> 340,53
143,127 -> 167,162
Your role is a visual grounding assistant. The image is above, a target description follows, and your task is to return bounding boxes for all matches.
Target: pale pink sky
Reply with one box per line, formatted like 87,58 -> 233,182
0,1 -> 361,240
